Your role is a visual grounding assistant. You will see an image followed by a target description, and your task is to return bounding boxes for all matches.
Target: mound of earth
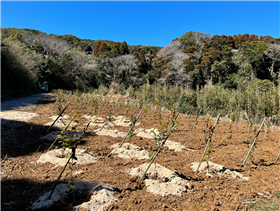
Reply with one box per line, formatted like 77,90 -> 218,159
83,115 -> 105,123
191,161 -> 249,181
31,181 -> 118,211
45,115 -> 77,128
94,129 -> 126,138
129,163 -> 189,196
40,131 -> 83,142
112,116 -> 140,127
37,148 -> 97,167
110,143 -> 150,160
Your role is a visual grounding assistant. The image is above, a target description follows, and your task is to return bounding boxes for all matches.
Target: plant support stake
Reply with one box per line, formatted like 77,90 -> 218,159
140,119 -> 179,180
196,113 -> 220,173
99,98 -> 126,131
119,109 -> 144,148
242,118 -> 266,166
42,100 -> 72,137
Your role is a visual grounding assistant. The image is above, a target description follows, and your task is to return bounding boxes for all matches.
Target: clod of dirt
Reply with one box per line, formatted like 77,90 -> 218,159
31,181 -> 117,211
40,131 -> 83,141
129,163 -> 189,196
113,116 -> 140,127
110,143 -> 150,160
37,148 -> 97,167
94,129 -> 126,138
1,111 -> 39,122
190,161 -> 249,181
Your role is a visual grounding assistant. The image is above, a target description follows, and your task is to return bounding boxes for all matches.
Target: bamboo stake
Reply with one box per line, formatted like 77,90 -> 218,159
42,100 -> 72,137
121,99 -> 135,121
140,114 -> 179,180
196,113 -> 220,173
99,98 -> 125,131
242,118 -> 266,166
200,109 -> 215,145
119,109 -> 144,148
190,108 -> 202,130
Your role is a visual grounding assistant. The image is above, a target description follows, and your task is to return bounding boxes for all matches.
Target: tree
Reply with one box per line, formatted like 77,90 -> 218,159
264,44 -> 280,78
119,41 -> 129,55
21,34 -> 72,59
93,41 -> 101,57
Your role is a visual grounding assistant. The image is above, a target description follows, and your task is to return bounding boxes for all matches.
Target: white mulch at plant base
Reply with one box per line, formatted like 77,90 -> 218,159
164,140 -> 194,152
45,115 -> 77,128
112,116 -> 141,127
129,163 -> 189,196
36,148 -> 97,167
94,128 -> 193,152
40,131 -> 83,142
31,181 -> 118,211
87,121 -> 115,129
94,129 -> 127,138
83,115 -> 105,123
190,161 -> 249,181
135,128 -> 160,139
0,111 -> 39,122
110,143 -> 150,160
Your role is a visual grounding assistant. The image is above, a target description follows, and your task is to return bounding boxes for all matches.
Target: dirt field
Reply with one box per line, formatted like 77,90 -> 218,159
1,94 -> 280,211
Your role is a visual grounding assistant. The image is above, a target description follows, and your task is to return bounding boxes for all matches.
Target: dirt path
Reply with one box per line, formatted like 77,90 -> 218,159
1,93 -> 50,111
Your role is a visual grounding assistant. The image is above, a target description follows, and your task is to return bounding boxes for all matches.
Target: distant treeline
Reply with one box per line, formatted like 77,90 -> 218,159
1,28 -> 279,101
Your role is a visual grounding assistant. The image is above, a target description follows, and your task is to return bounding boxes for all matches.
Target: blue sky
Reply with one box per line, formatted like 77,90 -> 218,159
1,1 -> 279,47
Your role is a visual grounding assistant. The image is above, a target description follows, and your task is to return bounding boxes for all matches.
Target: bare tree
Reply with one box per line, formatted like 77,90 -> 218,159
4,39 -> 43,78
21,34 -> 72,58
264,44 -> 280,77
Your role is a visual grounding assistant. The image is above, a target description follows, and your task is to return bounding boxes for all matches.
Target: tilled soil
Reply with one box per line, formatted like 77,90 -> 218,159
1,94 -> 280,211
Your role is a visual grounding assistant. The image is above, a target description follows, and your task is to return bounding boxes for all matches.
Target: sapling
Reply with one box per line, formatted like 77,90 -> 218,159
186,106 -> 195,127
263,117 -> 271,140
138,102 -> 152,124
190,108 -> 202,130
42,100 -> 72,138
196,113 -> 220,173
46,102 -> 82,153
242,118 -> 266,166
121,98 -> 135,121
48,114 -> 93,200
200,108 -> 216,145
147,99 -> 160,122
99,98 -> 126,131
140,110 -> 179,180
221,110 -> 238,142
119,109 -> 144,148
100,92 -> 113,112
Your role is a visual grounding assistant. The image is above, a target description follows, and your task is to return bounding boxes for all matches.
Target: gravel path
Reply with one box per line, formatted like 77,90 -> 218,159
1,93 -> 49,111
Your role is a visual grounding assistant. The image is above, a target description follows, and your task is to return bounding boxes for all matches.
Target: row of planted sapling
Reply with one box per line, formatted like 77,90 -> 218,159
34,89 -> 280,209
52,90 -> 280,167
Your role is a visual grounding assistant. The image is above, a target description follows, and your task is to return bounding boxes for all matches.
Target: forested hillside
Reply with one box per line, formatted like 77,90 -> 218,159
1,28 -> 280,102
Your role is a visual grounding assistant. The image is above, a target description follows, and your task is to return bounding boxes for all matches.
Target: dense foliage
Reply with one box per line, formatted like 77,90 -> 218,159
1,28 -> 280,113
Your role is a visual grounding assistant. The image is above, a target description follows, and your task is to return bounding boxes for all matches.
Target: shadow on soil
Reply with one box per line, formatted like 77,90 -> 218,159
1,118 -> 90,158
2,178 -> 82,211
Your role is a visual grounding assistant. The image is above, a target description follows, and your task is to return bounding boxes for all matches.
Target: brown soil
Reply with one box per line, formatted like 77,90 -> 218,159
1,94 -> 280,211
